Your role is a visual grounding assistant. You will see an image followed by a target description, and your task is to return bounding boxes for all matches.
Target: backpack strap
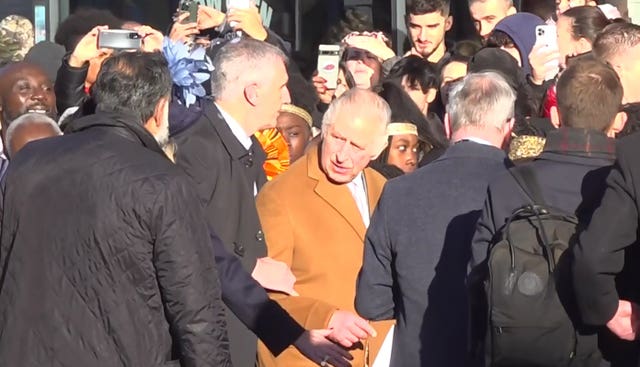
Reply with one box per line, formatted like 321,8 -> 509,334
509,164 -> 557,270
509,164 -> 548,207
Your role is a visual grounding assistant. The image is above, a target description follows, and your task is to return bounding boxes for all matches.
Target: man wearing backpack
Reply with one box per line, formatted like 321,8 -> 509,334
469,57 -> 627,367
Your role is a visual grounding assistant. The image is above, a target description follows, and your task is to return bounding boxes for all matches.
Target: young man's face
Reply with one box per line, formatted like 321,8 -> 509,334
407,11 -> 452,61
608,46 -> 640,104
470,0 -> 515,39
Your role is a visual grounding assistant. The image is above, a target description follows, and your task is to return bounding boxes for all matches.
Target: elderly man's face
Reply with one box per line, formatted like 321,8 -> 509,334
0,64 -> 57,130
321,110 -> 387,184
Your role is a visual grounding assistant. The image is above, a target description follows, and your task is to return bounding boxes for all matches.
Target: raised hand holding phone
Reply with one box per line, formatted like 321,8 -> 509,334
529,25 -> 560,84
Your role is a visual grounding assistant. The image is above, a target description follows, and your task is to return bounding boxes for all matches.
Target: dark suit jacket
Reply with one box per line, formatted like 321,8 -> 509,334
174,101 -> 276,367
356,141 -> 511,367
573,132 -> 640,367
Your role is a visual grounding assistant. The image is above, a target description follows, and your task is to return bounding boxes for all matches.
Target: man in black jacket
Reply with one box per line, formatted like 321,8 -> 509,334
470,58 -> 627,366
0,51 -> 231,366
174,37 -> 299,367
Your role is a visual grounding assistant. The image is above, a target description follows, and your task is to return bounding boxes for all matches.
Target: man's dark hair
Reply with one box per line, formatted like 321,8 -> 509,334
406,0 -> 451,17
387,55 -> 439,93
521,0 -> 556,22
556,57 -> 622,132
593,22 -> 640,60
92,51 -> 172,124
54,8 -> 123,52
563,6 -> 612,44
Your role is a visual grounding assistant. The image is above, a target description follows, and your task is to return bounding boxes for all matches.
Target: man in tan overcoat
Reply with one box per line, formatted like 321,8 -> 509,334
256,88 -> 395,367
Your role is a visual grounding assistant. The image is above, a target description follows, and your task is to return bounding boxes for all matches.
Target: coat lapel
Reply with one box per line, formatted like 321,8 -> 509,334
307,144 -> 367,240
363,168 -> 384,217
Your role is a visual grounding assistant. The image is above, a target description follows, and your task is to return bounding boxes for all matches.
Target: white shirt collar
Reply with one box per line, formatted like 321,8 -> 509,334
461,137 -> 494,146
215,103 -> 252,150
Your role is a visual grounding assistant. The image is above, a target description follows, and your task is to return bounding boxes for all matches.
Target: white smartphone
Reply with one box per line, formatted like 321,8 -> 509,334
226,0 -> 251,29
227,0 -> 251,10
317,45 -> 341,89
535,25 -> 557,49
535,25 -> 560,81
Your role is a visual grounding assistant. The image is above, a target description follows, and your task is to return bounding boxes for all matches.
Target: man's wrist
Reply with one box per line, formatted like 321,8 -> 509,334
68,54 -> 88,68
529,74 -> 545,86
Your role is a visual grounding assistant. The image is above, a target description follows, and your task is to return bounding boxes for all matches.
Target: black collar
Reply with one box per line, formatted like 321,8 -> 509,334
65,108 -> 169,160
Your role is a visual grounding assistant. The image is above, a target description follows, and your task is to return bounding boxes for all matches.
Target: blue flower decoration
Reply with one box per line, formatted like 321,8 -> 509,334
162,38 -> 214,107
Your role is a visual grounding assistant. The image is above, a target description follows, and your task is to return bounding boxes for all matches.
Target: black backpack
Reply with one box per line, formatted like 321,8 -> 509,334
484,165 -> 578,367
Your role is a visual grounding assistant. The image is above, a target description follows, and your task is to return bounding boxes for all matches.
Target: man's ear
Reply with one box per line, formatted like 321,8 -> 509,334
608,111 -> 628,137
445,15 -> 453,32
244,83 -> 260,107
550,106 -> 561,128
444,112 -> 452,139
507,5 -> 517,16
144,97 -> 169,133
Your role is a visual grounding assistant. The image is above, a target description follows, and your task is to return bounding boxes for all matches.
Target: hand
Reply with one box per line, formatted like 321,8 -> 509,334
528,43 -> 560,85
294,330 -> 353,367
198,5 -> 226,30
344,34 -> 395,62
69,25 -> 111,68
312,75 -> 335,105
327,310 -> 377,348
227,5 -> 268,41
607,300 -> 640,341
170,13 -> 200,43
252,257 -> 299,296
137,26 -> 164,52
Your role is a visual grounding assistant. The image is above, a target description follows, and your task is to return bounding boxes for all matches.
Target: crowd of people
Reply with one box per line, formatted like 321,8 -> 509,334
0,0 -> 640,366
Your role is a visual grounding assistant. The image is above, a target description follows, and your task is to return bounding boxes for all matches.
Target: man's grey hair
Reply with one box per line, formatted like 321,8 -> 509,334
321,88 -> 391,137
210,38 -> 288,99
593,22 -> 640,61
6,112 -> 61,157
447,71 -> 516,133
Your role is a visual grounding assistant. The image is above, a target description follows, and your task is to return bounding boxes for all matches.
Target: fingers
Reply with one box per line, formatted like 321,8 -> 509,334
326,331 -> 356,348
90,25 -> 109,35
353,317 -> 377,338
346,323 -> 369,340
175,12 -> 190,23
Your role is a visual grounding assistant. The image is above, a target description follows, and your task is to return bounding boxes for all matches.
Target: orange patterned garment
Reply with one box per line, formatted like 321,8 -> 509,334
255,128 -> 290,181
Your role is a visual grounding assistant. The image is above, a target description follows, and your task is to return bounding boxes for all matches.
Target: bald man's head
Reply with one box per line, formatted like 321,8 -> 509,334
0,62 -> 57,137
5,113 -> 61,158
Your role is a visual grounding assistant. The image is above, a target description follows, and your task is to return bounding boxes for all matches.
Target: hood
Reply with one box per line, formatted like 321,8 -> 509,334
494,12 -> 545,76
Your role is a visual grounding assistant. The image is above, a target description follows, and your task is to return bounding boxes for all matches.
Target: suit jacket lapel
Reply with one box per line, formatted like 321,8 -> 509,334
307,144 -> 367,240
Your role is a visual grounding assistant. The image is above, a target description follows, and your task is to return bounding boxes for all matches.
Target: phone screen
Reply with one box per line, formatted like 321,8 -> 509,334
318,45 -> 341,89
34,5 -> 46,43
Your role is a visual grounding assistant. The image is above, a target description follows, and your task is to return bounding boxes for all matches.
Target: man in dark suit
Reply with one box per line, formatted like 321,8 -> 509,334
174,38 -> 346,366
355,71 -> 515,367
470,58 -> 627,366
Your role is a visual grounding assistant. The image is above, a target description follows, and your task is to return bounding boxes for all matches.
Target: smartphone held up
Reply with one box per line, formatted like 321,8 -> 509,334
179,0 -> 200,24
317,45 -> 341,90
98,30 -> 142,50
535,25 -> 560,81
